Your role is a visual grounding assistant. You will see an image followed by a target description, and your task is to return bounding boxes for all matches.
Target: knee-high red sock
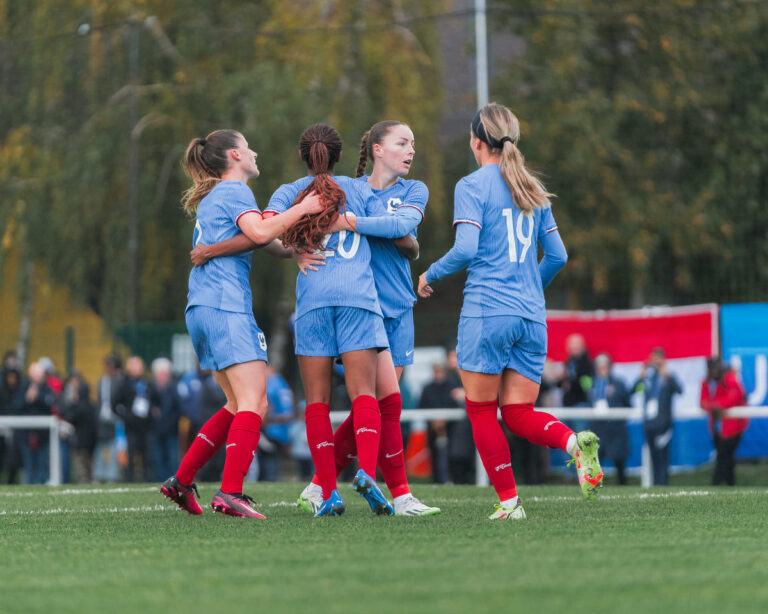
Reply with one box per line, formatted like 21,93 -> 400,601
352,395 -> 381,476
305,402 -> 337,498
176,407 -> 234,484
466,399 -> 517,501
501,403 -> 574,451
220,411 -> 262,494
377,393 -> 409,498
310,412 -> 356,487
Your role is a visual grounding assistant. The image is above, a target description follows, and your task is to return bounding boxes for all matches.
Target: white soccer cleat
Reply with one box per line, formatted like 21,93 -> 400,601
394,494 -> 441,516
296,482 -> 323,515
488,501 -> 527,520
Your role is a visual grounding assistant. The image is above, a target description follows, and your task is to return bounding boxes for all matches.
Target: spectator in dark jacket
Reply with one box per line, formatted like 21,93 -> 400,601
701,357 -> 748,486
561,334 -> 594,408
588,353 -> 631,485
21,361 -> 57,484
419,362 -> 454,484
633,347 -> 682,486
1,365 -> 26,483
150,358 -> 182,482
114,356 -> 153,482
93,354 -> 122,483
61,371 -> 97,484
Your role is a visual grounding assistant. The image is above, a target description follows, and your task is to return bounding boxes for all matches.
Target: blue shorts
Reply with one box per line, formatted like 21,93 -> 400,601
295,307 -> 389,357
384,310 -> 415,367
185,305 -> 268,371
457,315 -> 547,382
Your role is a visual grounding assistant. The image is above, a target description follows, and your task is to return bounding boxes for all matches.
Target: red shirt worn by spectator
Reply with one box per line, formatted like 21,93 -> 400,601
700,371 -> 748,439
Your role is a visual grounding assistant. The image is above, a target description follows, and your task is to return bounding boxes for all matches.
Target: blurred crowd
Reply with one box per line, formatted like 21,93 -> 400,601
0,350 -> 313,485
0,338 -> 748,486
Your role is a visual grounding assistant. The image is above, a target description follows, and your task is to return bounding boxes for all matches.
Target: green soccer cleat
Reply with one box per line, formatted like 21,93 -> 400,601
568,430 -> 604,500
296,483 -> 322,515
488,501 -> 527,520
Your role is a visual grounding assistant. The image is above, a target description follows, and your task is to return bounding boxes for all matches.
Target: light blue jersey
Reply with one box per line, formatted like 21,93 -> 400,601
433,164 -> 562,325
187,180 -> 261,313
265,175 -> 386,318
355,176 -> 427,318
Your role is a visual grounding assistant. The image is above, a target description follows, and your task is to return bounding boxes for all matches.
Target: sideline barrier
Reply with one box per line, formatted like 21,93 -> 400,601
3,407 -> 766,488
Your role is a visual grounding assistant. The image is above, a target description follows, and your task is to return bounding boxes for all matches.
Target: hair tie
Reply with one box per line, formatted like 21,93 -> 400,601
199,138 -> 206,147
500,136 -> 516,146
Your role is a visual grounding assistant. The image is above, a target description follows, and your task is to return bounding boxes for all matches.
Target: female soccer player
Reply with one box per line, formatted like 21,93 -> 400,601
265,123 -> 397,517
160,129 -> 322,518
418,103 -> 603,520
297,121 -> 440,516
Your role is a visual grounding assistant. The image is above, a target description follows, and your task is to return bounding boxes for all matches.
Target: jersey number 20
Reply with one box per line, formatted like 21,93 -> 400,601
502,209 -> 533,263
318,230 -> 361,259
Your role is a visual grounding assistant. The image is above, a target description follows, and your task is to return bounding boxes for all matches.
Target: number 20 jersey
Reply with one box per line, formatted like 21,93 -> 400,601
453,163 -> 559,325
265,175 -> 386,318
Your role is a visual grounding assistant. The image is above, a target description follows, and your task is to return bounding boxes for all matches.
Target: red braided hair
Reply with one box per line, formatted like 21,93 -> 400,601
282,124 -> 346,252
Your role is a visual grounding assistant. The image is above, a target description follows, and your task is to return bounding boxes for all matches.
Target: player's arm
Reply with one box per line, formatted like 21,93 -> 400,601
337,205 -> 423,239
259,239 -> 326,275
418,222 -> 479,297
190,234 -> 259,267
237,193 -> 322,245
538,230 -> 568,289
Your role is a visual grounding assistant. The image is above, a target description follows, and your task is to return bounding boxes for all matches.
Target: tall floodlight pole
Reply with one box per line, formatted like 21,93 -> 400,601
475,0 -> 489,110
474,0 -> 490,488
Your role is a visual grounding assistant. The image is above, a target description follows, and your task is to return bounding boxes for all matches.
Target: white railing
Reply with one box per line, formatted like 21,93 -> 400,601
2,406 -> 766,488
333,406 -> 768,488
0,416 -> 62,486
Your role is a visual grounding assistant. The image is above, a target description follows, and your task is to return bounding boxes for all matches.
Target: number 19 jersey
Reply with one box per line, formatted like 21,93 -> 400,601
454,164 -> 558,325
265,175 -> 387,318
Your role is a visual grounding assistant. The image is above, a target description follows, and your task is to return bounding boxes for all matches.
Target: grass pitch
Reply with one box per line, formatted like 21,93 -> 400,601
2,482 -> 767,614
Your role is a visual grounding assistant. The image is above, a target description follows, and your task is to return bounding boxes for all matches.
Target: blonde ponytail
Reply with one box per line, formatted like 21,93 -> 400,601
180,129 -> 241,216
473,103 -> 553,212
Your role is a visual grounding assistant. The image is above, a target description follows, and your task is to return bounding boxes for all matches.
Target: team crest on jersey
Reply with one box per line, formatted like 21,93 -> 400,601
258,332 -> 267,350
386,197 -> 402,214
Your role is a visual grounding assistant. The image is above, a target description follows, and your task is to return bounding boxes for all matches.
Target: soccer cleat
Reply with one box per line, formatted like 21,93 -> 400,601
160,475 -> 203,515
488,501 -> 527,520
314,489 -> 346,517
211,490 -> 266,519
297,482 -> 323,515
394,494 -> 441,517
568,430 -> 604,500
352,469 -> 394,516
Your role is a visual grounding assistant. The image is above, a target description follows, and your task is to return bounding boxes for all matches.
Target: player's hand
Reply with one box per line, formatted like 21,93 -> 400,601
294,249 -> 326,275
299,191 -> 324,215
190,244 -> 211,267
418,271 -> 433,298
329,213 -> 355,233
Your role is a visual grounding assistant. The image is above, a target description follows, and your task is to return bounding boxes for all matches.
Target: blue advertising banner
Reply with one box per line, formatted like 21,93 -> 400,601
721,303 -> 768,458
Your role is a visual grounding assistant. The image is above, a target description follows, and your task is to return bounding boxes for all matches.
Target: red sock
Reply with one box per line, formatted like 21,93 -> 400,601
176,407 -> 234,484
466,399 -> 517,501
352,395 -> 381,476
220,411 -> 262,494
377,393 -> 409,498
310,413 -> 356,487
305,402 -> 337,499
500,403 -> 574,451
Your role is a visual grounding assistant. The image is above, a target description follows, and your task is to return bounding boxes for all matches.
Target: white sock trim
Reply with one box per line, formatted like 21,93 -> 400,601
500,496 -> 519,508
566,433 -> 578,457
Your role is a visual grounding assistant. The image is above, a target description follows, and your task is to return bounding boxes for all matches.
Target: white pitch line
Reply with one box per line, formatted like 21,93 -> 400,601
0,504 -> 174,516
0,486 -> 158,498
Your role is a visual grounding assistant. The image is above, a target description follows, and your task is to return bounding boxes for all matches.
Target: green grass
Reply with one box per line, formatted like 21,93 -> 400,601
2,483 -> 767,614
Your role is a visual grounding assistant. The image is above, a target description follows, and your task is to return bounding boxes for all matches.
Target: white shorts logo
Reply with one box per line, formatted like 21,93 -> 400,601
316,441 -> 334,449
356,427 -> 378,435
258,332 -> 267,351
494,462 -> 512,472
405,350 -> 414,357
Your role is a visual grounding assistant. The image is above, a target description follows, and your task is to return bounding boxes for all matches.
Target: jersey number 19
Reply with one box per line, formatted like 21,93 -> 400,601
502,209 -> 533,263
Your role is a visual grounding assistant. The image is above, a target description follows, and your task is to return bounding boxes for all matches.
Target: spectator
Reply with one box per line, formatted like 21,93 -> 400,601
177,364 -> 209,450
38,356 -> 68,482
444,348 -> 475,484
587,353 -> 631,485
700,357 -> 748,486
258,366 -> 295,482
114,356 -> 153,482
61,370 -> 97,484
419,362 -> 453,484
21,361 -> 56,484
560,334 -> 594,408
195,370 -> 228,483
93,354 -> 122,483
150,358 -> 182,483
633,347 -> 682,486
0,363 -> 25,483
290,405 -> 314,481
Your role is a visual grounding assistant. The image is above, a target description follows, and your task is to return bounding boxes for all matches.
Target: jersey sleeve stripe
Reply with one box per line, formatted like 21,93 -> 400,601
235,209 -> 263,225
398,204 -> 425,224
546,226 -> 558,234
453,219 -> 482,229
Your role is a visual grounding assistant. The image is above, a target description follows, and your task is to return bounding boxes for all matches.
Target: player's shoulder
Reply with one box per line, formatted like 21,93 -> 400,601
400,177 -> 429,198
217,180 -> 255,202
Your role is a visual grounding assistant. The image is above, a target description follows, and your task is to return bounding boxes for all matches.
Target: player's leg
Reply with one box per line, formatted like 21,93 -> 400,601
210,360 -> 267,518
